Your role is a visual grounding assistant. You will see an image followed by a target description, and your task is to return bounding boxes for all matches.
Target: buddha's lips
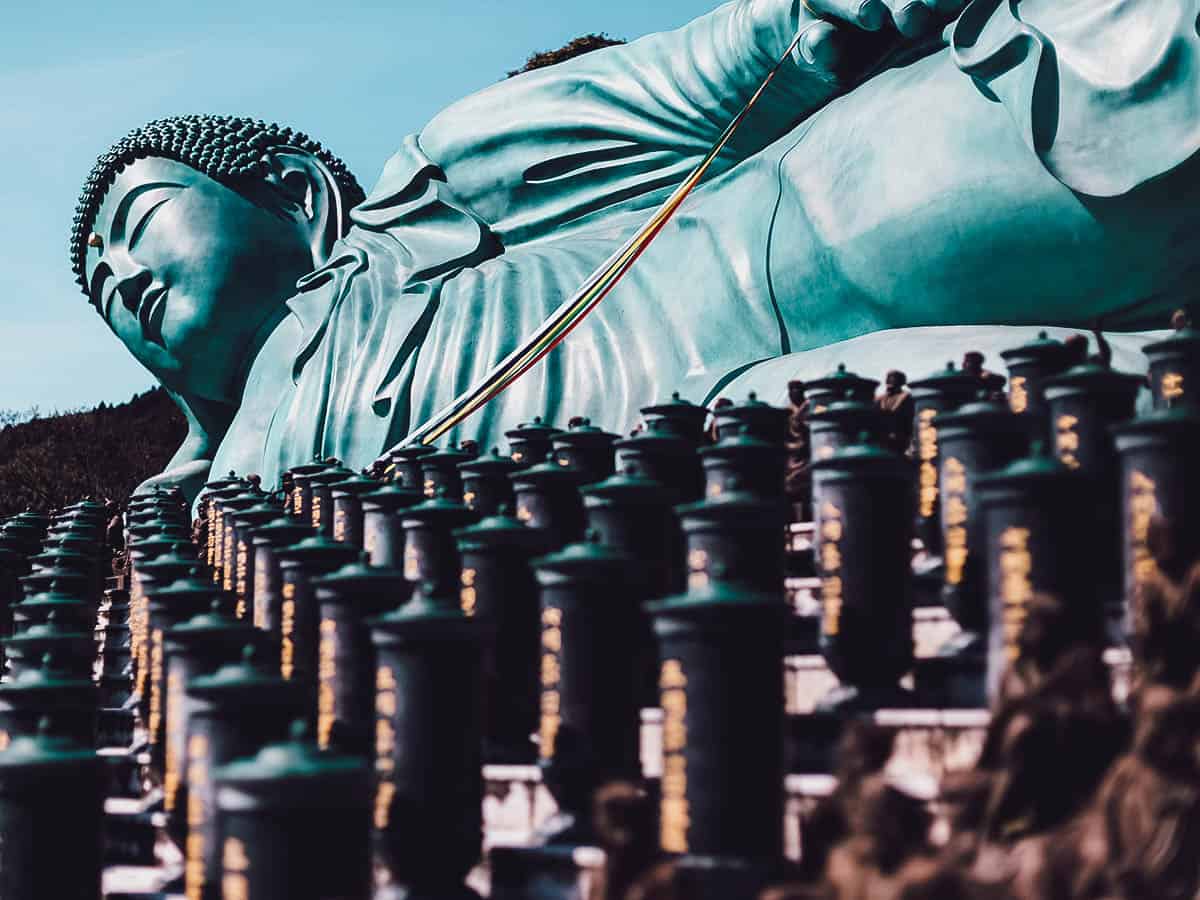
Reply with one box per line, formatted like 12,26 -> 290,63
138,286 -> 167,347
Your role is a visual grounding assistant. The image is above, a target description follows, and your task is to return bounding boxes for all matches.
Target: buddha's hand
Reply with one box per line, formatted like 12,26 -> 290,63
792,0 -> 968,76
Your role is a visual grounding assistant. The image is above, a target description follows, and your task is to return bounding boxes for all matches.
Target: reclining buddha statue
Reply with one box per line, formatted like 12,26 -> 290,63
70,0 -> 1200,498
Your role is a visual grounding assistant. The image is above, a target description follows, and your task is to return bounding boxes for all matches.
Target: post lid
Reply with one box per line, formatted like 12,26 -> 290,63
249,517 -> 315,546
804,362 -> 880,393
509,460 -> 589,489
998,330 -> 1067,363
504,416 -> 563,442
639,391 -> 707,421
975,441 -> 1076,486
328,476 -> 380,498
274,534 -> 360,566
389,444 -> 437,462
0,718 -> 97,769
459,447 -> 524,475
580,469 -> 675,504
531,531 -> 632,574
676,489 -> 786,521
312,555 -> 407,594
699,431 -> 784,458
187,644 -> 296,697
400,493 -> 478,528
165,600 -> 253,639
213,720 -> 366,785
1143,325 -> 1200,355
552,420 -> 620,448
647,579 -> 784,615
360,482 -> 424,513
454,511 -> 545,550
1043,361 -> 1145,393
0,653 -> 92,693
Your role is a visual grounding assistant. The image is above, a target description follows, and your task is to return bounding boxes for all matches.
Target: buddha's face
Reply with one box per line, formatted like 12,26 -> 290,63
85,157 -> 315,402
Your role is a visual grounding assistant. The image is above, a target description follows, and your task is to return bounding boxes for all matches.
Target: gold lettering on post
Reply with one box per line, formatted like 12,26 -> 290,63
1055,414 -> 1081,469
1163,372 -> 1184,403
222,837 -> 251,900
1129,471 -> 1160,586
1009,376 -> 1028,414
404,543 -> 419,581
318,619 -> 337,749
660,660 -> 690,853
184,734 -> 210,900
148,629 -> 164,745
164,670 -> 183,812
918,408 -> 939,518
998,527 -> 1033,662
375,666 -> 398,829
311,493 -> 322,529
280,582 -> 296,679
461,567 -> 477,617
333,509 -> 347,542
819,501 -> 844,636
539,606 -> 564,760
942,457 -> 969,585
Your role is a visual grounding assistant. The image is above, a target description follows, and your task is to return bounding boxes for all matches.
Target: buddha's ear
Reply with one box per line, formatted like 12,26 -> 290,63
260,148 -> 346,264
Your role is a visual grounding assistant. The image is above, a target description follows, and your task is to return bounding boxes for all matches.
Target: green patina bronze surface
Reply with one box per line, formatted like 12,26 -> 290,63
75,0 -> 1200,498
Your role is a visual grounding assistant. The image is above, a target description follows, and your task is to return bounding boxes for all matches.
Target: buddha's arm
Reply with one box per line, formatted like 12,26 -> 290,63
611,0 -> 858,160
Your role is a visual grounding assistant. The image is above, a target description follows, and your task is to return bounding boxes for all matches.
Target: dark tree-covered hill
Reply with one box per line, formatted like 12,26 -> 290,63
0,389 -> 185,516
508,33 -> 625,77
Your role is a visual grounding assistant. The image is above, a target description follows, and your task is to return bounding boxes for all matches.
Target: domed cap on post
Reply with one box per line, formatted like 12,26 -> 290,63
187,644 -> 303,705
458,447 -> 524,477
530,531 -> 636,583
201,471 -> 246,494
647,578 -> 786,616
212,719 -> 368,793
249,516 -> 316,548
0,652 -> 94,696
0,717 -> 99,772
328,476 -> 380,499
454,511 -> 549,552
809,431 -> 913,480
1112,405 -> 1200,441
504,417 -> 564,464
675,488 -> 789,528
359,482 -> 424,515
399,492 -> 479,530
803,363 -> 880,406
230,502 -> 285,529
936,393 -> 1026,433
909,360 -> 1003,401
999,330 -> 1070,365
580,469 -> 676,507
974,441 -> 1082,495
639,392 -> 709,443
714,392 -> 789,443
311,555 -> 408,599
552,419 -> 620,450
274,535 -> 361,568
1042,361 -> 1147,400
146,574 -> 224,614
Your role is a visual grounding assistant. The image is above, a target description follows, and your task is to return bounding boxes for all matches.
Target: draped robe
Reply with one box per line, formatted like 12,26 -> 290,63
209,0 -> 1200,486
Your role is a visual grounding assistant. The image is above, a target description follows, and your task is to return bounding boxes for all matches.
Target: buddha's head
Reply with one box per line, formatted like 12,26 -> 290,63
71,115 -> 365,403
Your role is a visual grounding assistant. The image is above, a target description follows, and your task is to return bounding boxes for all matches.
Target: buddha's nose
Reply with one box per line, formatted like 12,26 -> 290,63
116,266 -> 153,315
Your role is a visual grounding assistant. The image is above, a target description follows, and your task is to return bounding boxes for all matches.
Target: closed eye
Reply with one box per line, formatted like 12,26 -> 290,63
88,261 -> 112,314
128,196 -> 172,251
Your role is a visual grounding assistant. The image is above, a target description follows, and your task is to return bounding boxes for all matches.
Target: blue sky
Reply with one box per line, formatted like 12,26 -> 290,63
0,0 -> 709,413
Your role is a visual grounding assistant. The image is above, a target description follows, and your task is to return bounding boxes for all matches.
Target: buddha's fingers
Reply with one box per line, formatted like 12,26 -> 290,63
796,19 -> 861,70
802,0 -> 890,31
881,0 -> 939,38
